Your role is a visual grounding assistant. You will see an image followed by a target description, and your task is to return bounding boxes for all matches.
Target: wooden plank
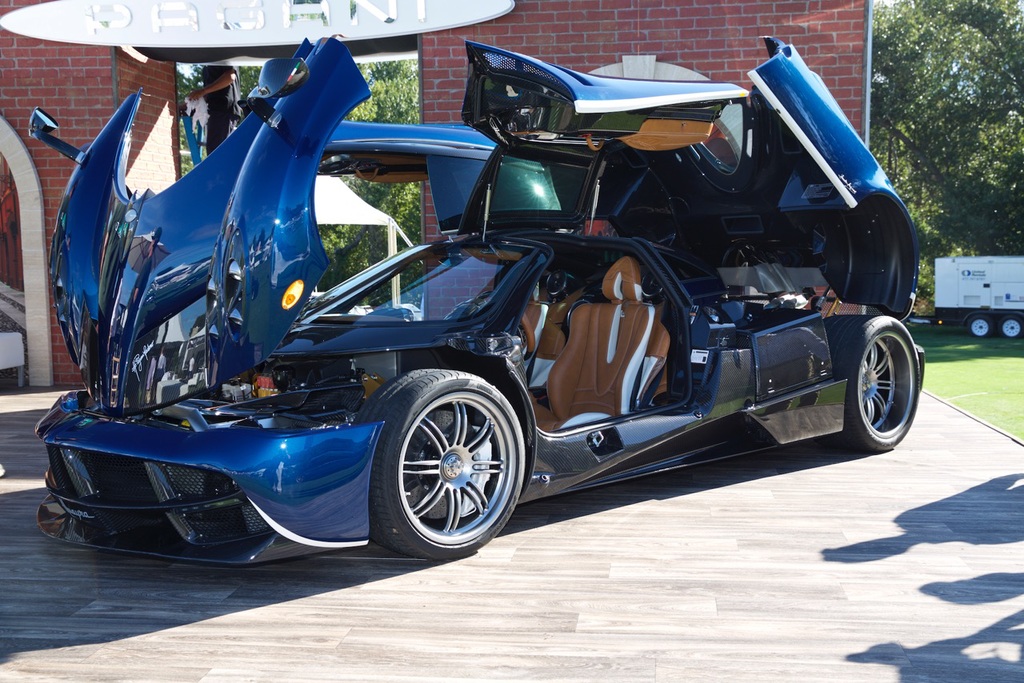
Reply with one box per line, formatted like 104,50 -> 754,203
1,390 -> 1022,682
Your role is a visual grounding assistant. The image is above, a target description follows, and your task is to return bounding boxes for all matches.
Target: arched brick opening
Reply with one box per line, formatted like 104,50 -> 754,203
591,56 -> 707,81
0,115 -> 52,386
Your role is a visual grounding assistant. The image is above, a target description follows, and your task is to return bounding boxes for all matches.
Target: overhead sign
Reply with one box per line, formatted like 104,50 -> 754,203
0,0 -> 515,48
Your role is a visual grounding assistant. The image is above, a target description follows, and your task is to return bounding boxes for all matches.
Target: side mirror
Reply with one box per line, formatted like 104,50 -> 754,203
254,58 -> 310,99
247,58 -> 310,129
28,108 -> 84,163
30,108 -> 59,134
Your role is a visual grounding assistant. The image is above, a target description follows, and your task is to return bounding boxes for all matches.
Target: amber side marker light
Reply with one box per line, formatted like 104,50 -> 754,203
282,280 -> 304,310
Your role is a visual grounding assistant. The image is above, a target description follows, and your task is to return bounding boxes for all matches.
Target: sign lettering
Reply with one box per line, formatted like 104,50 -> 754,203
217,0 -> 266,31
2,0 -> 514,47
151,2 -> 199,33
350,0 -> 397,25
84,4 -> 132,35
285,1 -> 330,29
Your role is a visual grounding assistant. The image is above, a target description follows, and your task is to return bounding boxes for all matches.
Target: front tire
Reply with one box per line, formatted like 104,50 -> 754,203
823,315 -> 921,453
357,369 -> 525,560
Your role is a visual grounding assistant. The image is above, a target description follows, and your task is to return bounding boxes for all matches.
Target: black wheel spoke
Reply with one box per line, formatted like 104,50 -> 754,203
411,480 -> 446,518
443,486 -> 463,533
417,416 -> 449,456
466,418 -> 494,455
463,478 -> 489,515
452,401 -> 470,448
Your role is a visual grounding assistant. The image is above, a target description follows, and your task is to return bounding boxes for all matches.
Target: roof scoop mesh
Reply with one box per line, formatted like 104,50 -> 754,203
482,49 -> 566,93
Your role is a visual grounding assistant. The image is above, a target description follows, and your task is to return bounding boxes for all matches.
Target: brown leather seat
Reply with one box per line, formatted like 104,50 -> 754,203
526,280 -> 583,388
534,256 -> 663,431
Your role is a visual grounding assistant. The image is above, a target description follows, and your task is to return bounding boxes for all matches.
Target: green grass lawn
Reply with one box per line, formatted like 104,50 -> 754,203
906,323 -> 1024,441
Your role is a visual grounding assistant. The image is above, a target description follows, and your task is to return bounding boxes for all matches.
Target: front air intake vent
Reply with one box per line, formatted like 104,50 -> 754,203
164,464 -> 240,500
169,503 -> 271,545
49,447 -> 159,503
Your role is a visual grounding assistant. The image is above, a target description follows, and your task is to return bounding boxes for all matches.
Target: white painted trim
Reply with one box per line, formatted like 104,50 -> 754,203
619,307 -> 654,414
747,69 -> 858,209
611,272 -> 623,300
574,87 -> 748,114
638,356 -> 659,398
0,116 -> 53,386
606,304 -> 622,363
531,303 -> 548,345
529,357 -> 554,388
560,412 -> 610,429
864,0 -> 874,145
249,499 -> 370,549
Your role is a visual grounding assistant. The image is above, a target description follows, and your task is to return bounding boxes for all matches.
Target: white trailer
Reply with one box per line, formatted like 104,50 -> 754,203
932,256 -> 1024,338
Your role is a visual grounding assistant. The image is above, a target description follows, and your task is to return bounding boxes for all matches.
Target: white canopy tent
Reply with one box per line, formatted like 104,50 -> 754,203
313,175 -> 414,302
313,175 -> 414,253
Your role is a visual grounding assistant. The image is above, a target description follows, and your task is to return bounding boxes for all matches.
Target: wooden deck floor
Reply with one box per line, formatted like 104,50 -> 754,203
1,386 -> 1022,682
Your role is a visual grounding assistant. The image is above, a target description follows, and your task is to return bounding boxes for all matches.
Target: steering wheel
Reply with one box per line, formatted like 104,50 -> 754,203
641,271 -> 664,302
545,270 -> 568,301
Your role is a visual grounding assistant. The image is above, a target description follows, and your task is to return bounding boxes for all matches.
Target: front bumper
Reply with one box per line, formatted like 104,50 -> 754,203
35,393 -> 382,564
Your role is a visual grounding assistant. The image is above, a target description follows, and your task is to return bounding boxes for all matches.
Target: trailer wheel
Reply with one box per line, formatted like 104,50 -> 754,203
967,315 -> 993,338
999,315 -> 1022,339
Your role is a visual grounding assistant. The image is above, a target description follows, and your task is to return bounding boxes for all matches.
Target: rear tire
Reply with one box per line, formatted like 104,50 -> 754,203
999,315 -> 1022,339
822,315 -> 921,453
356,369 -> 524,560
967,315 -> 993,338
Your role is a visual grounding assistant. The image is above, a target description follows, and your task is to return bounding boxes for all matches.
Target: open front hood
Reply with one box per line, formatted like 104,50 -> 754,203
48,38 -> 370,417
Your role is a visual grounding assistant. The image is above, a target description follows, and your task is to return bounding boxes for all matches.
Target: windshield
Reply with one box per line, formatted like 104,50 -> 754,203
302,241 -> 538,324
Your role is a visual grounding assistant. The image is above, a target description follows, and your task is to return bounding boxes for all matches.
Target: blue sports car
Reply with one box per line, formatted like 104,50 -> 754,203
31,37 -> 922,563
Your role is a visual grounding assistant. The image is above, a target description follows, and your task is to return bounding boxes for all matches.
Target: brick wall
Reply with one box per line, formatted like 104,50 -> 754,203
421,0 -> 867,132
0,1 -> 178,385
116,48 -> 181,194
1,0 -> 866,385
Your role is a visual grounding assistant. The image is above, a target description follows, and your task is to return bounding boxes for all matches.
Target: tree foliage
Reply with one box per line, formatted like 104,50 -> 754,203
872,0 -> 1024,307
319,59 -> 421,290
343,59 -> 421,232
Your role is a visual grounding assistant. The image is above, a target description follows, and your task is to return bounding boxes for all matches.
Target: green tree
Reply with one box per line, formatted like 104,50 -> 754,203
344,59 -> 421,231
319,59 -> 421,290
871,0 -> 1024,309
